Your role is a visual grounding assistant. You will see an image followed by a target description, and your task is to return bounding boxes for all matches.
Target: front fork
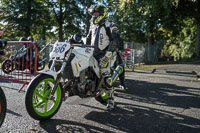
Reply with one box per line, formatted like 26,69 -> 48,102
49,61 -> 67,100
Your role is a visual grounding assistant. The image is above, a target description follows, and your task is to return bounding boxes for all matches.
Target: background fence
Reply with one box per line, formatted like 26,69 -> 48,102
125,41 -> 163,64
0,41 -> 38,92
35,40 -> 163,66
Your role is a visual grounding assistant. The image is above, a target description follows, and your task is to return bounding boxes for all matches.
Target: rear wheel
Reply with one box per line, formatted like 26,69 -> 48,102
25,74 -> 62,120
0,87 -> 7,127
2,60 -> 14,74
95,95 -> 107,106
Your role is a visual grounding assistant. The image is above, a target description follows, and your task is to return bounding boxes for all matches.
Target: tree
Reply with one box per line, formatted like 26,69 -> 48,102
160,18 -> 196,61
176,0 -> 200,57
0,0 -> 53,39
46,0 -> 85,41
107,0 -> 199,62
0,0 -> 86,41
107,0 -> 171,63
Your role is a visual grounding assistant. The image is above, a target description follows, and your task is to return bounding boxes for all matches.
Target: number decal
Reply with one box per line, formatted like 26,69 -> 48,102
53,44 -> 67,54
50,42 -> 70,59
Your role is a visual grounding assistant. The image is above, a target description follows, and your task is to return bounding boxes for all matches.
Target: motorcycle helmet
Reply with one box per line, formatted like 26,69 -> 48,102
19,37 -> 27,41
27,36 -> 34,42
88,5 -> 108,25
73,33 -> 82,43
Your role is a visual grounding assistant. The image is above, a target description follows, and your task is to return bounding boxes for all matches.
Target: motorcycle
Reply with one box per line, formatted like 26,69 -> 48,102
0,87 -> 7,127
2,37 -> 46,74
25,38 -> 123,120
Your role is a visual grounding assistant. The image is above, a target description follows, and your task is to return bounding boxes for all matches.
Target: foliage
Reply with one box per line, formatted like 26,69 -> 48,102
0,0 -> 86,41
161,18 -> 196,61
0,0 -> 199,61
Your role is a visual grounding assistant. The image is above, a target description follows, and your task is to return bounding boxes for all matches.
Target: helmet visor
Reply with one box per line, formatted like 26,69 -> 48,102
88,8 -> 99,16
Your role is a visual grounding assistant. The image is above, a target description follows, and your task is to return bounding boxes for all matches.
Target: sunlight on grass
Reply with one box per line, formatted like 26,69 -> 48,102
134,64 -> 164,70
125,63 -> 165,71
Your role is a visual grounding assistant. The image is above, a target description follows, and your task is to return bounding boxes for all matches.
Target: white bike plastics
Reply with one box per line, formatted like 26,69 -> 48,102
37,41 -> 117,104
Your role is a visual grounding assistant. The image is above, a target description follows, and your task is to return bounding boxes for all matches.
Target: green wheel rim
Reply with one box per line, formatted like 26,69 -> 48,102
32,78 -> 61,117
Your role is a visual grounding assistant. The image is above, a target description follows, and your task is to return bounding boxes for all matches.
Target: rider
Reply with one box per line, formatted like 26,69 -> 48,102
0,31 -> 7,55
86,5 -> 126,110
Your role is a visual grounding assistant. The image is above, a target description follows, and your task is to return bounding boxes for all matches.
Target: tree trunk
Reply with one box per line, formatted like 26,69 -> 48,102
146,19 -> 155,64
25,0 -> 32,37
86,0 -> 92,34
195,1 -> 200,58
41,27 -> 46,40
195,1 -> 200,57
146,34 -> 155,64
58,2 -> 63,41
195,20 -> 200,57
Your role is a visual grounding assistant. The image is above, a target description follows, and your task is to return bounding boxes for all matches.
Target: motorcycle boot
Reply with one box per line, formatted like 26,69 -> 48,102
106,90 -> 115,110
119,68 -> 127,90
100,73 -> 115,110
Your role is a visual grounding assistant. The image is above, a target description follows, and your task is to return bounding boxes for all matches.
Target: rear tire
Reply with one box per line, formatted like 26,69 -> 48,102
2,60 -> 14,74
25,74 -> 62,120
0,87 -> 7,127
95,95 -> 107,106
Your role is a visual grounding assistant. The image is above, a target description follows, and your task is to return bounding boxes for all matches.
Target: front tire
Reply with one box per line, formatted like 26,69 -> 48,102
25,74 -> 62,120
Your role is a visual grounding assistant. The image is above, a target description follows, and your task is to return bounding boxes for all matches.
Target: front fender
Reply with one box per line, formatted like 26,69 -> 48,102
37,69 -> 58,80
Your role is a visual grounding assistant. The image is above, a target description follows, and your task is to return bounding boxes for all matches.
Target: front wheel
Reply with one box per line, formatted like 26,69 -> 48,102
0,87 -> 7,127
25,74 -> 62,120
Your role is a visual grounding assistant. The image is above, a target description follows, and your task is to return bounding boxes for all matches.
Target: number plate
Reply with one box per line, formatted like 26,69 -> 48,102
50,42 -> 70,59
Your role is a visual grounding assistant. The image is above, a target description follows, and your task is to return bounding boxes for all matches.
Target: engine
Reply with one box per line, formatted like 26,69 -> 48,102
77,68 -> 96,96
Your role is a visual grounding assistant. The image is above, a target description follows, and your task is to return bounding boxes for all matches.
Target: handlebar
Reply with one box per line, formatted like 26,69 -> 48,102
83,45 -> 94,48
70,43 -> 94,48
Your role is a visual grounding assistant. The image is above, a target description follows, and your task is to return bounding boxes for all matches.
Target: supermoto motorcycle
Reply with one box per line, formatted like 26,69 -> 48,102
25,40 -> 123,120
2,37 -> 46,74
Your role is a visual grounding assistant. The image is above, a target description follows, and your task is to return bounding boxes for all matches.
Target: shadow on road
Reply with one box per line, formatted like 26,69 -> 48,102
0,80 -> 26,92
134,70 -> 198,78
39,119 -> 113,133
39,77 -> 200,133
84,103 -> 200,133
116,79 -> 200,109
22,69 -> 200,132
7,109 -> 22,117
83,77 -> 200,132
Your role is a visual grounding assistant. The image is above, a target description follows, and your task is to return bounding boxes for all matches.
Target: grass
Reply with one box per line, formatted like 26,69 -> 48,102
134,64 -> 164,71
125,63 -> 165,72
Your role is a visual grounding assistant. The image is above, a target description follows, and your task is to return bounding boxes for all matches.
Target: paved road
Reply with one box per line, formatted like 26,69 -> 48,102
0,62 -> 200,133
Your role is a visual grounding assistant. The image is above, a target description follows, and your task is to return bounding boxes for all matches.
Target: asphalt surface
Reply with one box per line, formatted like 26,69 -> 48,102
0,62 -> 200,133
